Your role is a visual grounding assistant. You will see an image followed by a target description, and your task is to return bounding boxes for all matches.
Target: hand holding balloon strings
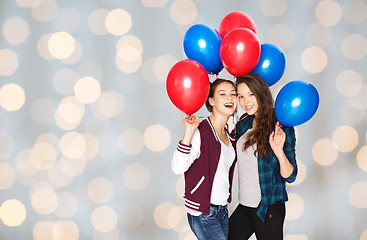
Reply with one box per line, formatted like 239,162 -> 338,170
269,122 -> 286,155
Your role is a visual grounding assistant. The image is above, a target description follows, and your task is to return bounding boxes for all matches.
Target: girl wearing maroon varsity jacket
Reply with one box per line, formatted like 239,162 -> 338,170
172,79 -> 238,240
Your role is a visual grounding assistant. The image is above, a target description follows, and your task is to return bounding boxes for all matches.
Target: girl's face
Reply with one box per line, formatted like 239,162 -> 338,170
237,83 -> 258,116
209,82 -> 237,116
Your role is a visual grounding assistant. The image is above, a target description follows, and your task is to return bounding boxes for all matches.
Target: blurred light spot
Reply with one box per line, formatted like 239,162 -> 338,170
55,96 -> 85,130
16,0 -> 42,7
142,0 -> 168,7
38,34 -> 55,60
301,47 -> 327,74
3,17 -> 29,44
92,90 -> 125,119
342,34 -> 367,61
117,46 -> 141,62
312,138 -> 338,166
306,23 -> 332,48
93,229 -> 119,240
144,124 -> 171,152
116,35 -> 143,53
154,202 -> 176,229
292,160 -> 306,186
267,24 -> 294,50
0,49 -> 19,76
31,0 -> 58,22
53,221 -> 79,240
59,132 -> 86,159
349,181 -> 367,208
59,156 -> 86,177
167,205 -> 183,229
261,0 -> 286,16
0,133 -> 15,160
170,0 -> 197,25
48,31 -> 75,59
30,142 -> 57,170
0,199 -> 26,226
336,70 -> 362,97
361,230 -> 367,240
88,8 -> 109,35
118,129 -> 144,156
338,100 -> 364,125
47,163 -> 74,187
0,163 -> 15,190
55,7 -> 81,33
176,176 -> 184,198
285,193 -> 304,220
33,221 -> 55,240
53,68 -> 79,95
123,163 -> 150,191
357,146 -> 367,172
31,98 -> 56,125
31,186 -> 58,214
285,235 -> 309,240
332,125 -> 358,152
0,84 -> 25,111
105,9 -> 132,36
15,149 -> 39,177
54,192 -> 78,219
343,0 -> 367,24
74,76 -> 101,104
82,133 -> 99,160
87,177 -> 114,204
116,51 -> 142,73
60,39 -> 83,64
119,201 -> 144,228
316,1 -> 342,26
91,206 -> 118,232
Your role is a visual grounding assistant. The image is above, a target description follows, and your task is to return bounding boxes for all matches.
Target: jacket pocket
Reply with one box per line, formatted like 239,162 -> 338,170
190,176 -> 205,194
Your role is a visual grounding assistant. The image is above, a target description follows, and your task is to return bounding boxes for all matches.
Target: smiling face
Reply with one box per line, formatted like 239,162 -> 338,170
208,81 -> 237,116
237,82 -> 258,116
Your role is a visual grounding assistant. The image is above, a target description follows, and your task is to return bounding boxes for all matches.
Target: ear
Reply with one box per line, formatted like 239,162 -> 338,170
209,98 -> 214,106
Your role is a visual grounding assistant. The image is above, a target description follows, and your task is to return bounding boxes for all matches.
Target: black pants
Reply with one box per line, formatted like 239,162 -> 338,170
228,202 -> 285,240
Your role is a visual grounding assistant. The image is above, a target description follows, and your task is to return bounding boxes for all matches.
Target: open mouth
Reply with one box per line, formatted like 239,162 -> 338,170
225,103 -> 234,108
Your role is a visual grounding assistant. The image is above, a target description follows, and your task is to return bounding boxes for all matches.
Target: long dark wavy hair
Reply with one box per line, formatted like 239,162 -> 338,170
236,73 -> 275,158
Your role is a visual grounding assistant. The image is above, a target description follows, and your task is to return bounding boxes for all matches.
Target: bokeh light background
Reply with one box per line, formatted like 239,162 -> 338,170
0,0 -> 366,239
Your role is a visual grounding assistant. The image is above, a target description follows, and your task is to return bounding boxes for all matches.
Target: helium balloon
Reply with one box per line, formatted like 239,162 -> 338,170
183,24 -> 222,74
251,43 -> 286,87
220,28 -> 261,77
218,11 -> 257,38
166,59 -> 210,115
275,80 -> 319,127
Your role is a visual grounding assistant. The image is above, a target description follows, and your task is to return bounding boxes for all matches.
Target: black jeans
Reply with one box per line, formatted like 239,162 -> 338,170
228,202 -> 285,240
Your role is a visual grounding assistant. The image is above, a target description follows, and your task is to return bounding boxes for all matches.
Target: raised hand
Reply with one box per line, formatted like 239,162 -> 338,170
269,121 -> 286,154
181,115 -> 200,145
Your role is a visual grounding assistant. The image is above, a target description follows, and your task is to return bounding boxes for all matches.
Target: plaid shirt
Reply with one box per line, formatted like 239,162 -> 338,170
232,113 -> 297,222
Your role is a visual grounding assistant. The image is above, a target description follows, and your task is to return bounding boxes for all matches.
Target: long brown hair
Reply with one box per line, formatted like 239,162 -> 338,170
236,73 -> 275,158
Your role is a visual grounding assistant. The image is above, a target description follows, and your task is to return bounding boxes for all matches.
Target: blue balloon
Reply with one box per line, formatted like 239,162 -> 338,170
275,80 -> 319,127
183,24 -> 222,74
251,43 -> 286,86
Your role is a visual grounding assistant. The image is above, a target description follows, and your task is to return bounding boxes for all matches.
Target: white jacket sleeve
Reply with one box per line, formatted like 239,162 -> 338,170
171,129 -> 201,175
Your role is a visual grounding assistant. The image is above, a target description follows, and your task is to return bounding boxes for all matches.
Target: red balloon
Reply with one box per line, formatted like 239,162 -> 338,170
220,28 -> 261,77
166,59 -> 210,115
218,11 -> 257,38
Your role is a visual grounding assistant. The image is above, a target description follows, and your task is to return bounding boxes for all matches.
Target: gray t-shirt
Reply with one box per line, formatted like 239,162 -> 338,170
236,129 -> 262,207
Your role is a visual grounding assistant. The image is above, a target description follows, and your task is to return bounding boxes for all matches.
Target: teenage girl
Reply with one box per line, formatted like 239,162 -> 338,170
172,78 -> 238,240
228,73 -> 298,240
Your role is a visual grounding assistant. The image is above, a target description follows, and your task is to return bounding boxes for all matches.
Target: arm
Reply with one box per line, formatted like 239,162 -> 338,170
171,115 -> 201,175
269,122 -> 296,180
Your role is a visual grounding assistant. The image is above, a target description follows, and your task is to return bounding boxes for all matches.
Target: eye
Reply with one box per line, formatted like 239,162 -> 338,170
238,95 -> 244,99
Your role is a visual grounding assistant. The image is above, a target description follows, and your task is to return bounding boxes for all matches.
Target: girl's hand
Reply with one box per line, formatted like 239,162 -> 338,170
269,122 -> 286,154
183,115 -> 200,130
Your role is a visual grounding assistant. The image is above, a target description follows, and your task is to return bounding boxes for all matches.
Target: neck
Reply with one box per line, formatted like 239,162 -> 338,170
209,112 -> 229,133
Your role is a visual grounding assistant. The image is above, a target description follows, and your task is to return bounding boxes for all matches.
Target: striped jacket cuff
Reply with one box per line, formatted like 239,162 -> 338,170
177,141 -> 191,154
